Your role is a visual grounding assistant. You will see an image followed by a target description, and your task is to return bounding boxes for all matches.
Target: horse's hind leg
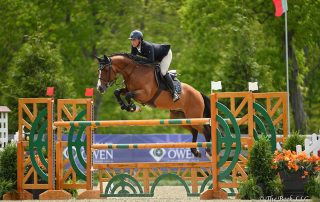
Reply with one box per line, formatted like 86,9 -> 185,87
190,128 -> 201,158
170,110 -> 201,158
203,125 -> 212,157
183,105 -> 212,158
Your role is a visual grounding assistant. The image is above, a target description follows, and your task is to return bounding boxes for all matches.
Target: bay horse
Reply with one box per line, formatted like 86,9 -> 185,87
96,53 -> 211,158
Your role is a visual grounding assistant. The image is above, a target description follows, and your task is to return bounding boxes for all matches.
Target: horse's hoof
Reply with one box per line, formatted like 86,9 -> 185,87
191,150 -> 201,158
197,152 -> 202,158
135,105 -> 141,112
129,105 -> 136,112
205,151 -> 212,160
129,104 -> 140,112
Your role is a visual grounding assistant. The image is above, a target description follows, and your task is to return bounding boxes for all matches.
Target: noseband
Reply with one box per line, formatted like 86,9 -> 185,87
99,57 -> 115,87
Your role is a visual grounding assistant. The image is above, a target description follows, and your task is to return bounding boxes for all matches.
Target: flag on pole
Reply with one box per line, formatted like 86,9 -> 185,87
46,87 -> 54,96
273,0 -> 288,17
85,88 -> 94,97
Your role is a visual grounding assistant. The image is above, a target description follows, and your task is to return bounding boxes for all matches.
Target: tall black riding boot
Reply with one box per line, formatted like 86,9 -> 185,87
164,73 -> 180,102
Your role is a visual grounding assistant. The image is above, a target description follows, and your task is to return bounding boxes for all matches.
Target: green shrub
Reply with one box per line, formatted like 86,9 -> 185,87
305,173 -> 320,199
0,179 -> 15,199
265,176 -> 283,197
239,136 -> 282,199
247,136 -> 276,192
283,131 -> 305,151
0,144 -> 17,199
0,144 -> 17,182
64,179 -> 78,198
238,177 -> 263,199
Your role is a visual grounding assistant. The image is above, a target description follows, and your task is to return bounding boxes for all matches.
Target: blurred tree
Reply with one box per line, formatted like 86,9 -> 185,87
3,36 -> 74,133
180,0 -> 320,133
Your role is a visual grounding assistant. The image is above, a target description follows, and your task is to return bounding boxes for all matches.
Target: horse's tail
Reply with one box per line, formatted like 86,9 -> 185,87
201,93 -> 211,118
201,92 -> 212,142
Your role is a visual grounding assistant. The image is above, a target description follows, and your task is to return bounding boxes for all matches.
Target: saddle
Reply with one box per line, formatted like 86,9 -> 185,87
154,66 -> 182,94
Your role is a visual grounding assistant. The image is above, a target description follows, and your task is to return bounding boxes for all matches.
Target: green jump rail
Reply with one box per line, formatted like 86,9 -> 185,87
92,142 -> 212,150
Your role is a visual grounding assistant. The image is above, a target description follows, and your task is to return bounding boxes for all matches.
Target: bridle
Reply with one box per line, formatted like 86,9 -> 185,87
98,57 -> 116,88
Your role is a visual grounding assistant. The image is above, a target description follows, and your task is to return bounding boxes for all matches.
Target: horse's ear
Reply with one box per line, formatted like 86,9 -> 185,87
103,55 -> 111,64
94,55 -> 101,61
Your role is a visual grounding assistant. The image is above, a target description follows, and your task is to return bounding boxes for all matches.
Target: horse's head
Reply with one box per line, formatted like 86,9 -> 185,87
95,55 -> 116,94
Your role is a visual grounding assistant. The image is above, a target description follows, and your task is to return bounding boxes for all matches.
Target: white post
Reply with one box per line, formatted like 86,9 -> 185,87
211,81 -> 222,92
296,145 -> 302,154
248,82 -> 258,92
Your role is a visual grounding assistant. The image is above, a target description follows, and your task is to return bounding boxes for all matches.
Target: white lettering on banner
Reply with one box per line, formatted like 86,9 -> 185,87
168,149 -> 195,159
186,150 -> 193,158
106,150 -> 113,159
93,150 -> 99,159
63,147 -> 78,159
92,150 -> 113,160
100,150 -> 105,159
62,146 -> 113,161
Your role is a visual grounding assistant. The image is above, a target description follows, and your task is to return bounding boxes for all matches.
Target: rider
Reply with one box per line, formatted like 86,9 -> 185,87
128,30 -> 180,102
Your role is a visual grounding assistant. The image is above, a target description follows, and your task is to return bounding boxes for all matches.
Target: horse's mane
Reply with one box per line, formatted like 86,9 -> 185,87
109,52 -> 158,66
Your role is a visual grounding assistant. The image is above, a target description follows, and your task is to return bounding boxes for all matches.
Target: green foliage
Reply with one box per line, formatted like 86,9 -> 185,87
0,144 -> 17,199
238,177 -> 263,199
179,0 -> 320,133
283,131 -> 305,151
247,137 -> 275,186
0,0 -> 320,134
64,179 -> 78,198
239,136 -> 282,199
3,35 -> 74,133
265,176 -> 283,197
0,144 -> 17,183
305,173 -> 320,199
0,180 -> 15,200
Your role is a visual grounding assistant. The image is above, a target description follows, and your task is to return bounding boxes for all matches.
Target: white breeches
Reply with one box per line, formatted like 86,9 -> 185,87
160,49 -> 172,76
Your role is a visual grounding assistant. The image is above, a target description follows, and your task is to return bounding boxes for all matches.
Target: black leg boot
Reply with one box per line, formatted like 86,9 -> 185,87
164,73 -> 180,102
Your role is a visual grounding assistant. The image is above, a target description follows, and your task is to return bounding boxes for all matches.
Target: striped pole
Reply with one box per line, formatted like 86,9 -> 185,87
92,142 -> 212,150
54,118 -> 210,128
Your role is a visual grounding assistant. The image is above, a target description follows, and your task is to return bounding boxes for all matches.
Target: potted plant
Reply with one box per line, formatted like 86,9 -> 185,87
272,149 -> 320,197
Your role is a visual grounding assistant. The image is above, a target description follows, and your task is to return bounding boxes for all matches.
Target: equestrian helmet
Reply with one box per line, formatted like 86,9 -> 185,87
129,30 -> 143,40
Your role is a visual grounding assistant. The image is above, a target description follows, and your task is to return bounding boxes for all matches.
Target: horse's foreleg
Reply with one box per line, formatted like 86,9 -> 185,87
114,88 -> 128,110
125,92 -> 140,112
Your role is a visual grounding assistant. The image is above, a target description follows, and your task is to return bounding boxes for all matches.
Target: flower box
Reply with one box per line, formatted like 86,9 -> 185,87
279,171 -> 308,197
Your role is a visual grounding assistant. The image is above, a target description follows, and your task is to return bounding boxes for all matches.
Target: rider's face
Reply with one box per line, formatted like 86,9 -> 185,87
131,38 -> 140,48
